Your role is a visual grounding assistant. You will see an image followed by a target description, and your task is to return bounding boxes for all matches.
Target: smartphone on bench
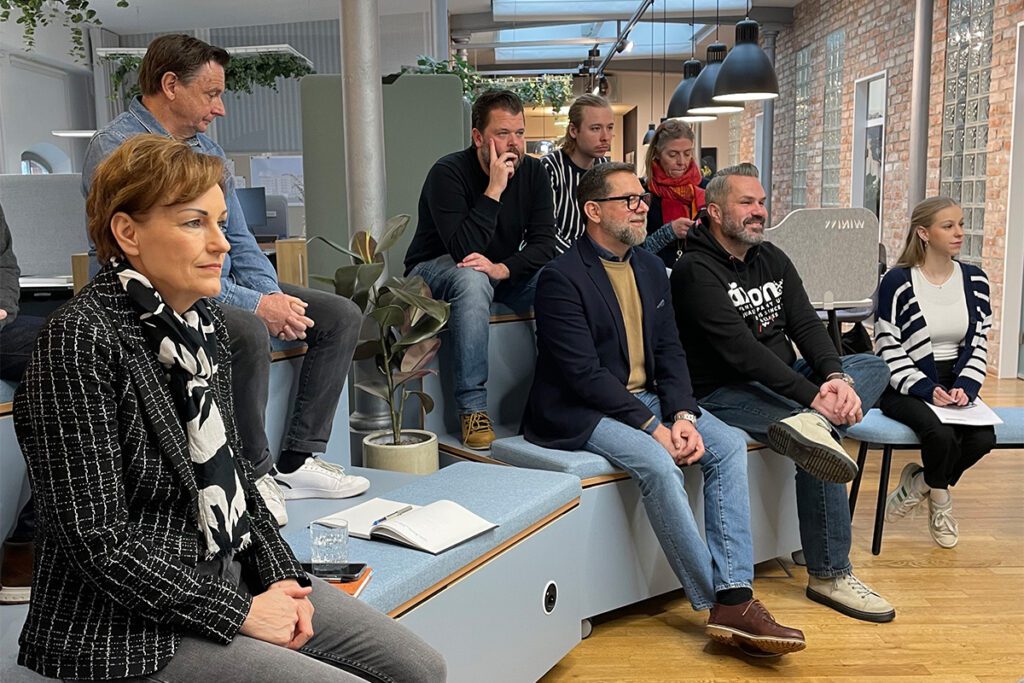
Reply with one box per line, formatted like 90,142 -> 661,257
301,562 -> 368,582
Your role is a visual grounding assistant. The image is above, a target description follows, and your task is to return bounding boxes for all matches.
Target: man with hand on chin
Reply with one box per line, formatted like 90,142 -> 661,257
523,163 -> 806,656
405,89 -> 556,450
671,162 -> 895,624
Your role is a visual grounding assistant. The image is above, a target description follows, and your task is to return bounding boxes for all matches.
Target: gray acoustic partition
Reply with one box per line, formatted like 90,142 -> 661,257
766,207 -> 881,308
300,73 -> 469,281
0,174 -> 90,277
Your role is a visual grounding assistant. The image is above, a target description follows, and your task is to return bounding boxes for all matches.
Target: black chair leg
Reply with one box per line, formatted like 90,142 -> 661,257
872,446 -> 894,555
849,442 -> 869,517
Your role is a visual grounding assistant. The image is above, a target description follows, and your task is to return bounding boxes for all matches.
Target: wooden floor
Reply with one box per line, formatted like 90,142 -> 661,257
542,376 -> 1024,682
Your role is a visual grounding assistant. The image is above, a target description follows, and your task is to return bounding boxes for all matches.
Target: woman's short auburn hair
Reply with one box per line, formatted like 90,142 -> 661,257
87,134 -> 227,263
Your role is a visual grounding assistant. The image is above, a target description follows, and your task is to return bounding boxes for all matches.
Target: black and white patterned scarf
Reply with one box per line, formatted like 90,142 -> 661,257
115,262 -> 251,560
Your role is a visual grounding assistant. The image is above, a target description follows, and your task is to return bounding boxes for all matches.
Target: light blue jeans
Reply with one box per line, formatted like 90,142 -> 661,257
699,353 -> 890,579
410,254 -> 539,414
584,392 -> 753,610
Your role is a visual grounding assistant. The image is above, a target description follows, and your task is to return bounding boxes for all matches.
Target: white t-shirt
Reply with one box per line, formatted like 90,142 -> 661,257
911,261 -> 968,362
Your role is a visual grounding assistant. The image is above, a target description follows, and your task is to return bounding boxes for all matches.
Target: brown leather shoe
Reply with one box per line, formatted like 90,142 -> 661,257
460,411 -> 496,450
0,540 -> 33,604
706,598 -> 806,654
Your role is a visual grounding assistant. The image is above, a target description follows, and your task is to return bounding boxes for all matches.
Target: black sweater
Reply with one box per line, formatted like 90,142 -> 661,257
670,223 -> 842,406
404,146 -> 557,285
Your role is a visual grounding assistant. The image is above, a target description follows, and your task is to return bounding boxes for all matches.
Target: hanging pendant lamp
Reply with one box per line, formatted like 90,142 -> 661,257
667,59 -> 715,122
713,18 -> 779,102
686,42 -> 744,115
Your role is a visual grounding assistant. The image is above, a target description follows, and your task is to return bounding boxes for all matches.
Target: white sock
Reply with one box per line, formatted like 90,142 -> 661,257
930,488 -> 950,505
911,472 -> 930,495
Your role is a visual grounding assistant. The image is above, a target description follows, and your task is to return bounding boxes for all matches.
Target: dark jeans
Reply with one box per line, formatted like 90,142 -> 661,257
699,353 -> 890,579
0,314 -> 45,381
74,576 -> 446,683
879,360 -> 995,489
223,284 -> 361,477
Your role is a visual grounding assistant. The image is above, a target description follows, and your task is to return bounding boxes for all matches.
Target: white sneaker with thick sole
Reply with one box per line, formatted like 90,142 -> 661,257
274,456 -> 370,500
767,412 -> 858,483
255,473 -> 288,527
806,573 -> 895,623
929,495 -> 959,548
885,463 -> 927,522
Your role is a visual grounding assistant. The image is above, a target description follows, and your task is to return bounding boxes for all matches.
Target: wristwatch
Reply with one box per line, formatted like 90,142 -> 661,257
673,410 -> 698,426
826,372 -> 856,388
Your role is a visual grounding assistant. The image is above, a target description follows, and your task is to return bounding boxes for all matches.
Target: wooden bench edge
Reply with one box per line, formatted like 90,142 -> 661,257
0,401 -> 12,417
387,496 -> 580,619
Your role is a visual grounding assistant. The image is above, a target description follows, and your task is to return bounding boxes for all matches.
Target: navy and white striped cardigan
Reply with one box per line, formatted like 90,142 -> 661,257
874,263 -> 991,402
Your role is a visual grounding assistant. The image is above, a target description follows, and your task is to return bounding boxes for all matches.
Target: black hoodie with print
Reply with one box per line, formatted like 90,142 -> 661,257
670,221 -> 842,406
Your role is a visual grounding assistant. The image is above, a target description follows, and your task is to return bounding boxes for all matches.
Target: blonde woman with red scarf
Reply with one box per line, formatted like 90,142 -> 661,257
643,119 -> 706,268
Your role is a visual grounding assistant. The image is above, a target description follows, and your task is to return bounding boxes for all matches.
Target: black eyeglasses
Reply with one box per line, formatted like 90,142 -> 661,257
590,192 -> 652,211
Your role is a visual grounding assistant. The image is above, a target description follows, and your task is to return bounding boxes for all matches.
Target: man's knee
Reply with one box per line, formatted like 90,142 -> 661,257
445,266 -> 495,305
223,306 -> 271,360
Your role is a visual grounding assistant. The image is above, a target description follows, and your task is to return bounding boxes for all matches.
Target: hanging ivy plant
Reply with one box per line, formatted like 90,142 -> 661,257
0,0 -> 129,62
102,51 -> 315,104
403,55 -> 573,113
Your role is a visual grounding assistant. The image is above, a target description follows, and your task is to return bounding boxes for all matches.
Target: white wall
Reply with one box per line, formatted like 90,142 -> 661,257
0,21 -> 94,174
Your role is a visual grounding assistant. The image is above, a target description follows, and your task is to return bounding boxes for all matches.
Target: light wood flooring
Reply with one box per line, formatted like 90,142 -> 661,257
541,376 -> 1024,682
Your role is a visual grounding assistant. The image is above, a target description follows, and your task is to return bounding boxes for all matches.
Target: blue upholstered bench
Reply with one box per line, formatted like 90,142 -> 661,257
0,380 -> 15,406
846,407 -> 1024,555
281,461 -> 583,681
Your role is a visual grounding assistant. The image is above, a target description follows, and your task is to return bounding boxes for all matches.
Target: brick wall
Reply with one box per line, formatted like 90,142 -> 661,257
736,0 -> 1017,373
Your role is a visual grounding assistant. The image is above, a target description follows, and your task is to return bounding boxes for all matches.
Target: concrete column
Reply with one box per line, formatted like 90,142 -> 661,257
908,0 -> 934,210
432,0 -> 450,61
340,0 -> 391,433
760,28 -> 779,224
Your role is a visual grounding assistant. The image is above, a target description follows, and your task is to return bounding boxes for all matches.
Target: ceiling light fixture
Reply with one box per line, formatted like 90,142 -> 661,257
667,0 -> 716,122
713,0 -> 779,102
686,1 -> 744,116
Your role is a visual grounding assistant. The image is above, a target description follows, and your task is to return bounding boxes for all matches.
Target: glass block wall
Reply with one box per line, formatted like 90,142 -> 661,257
791,46 -> 812,209
939,0 -> 994,265
821,31 -> 844,207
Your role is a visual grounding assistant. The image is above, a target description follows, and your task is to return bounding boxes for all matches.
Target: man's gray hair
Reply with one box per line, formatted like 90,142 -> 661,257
577,161 -> 638,211
705,162 -> 760,207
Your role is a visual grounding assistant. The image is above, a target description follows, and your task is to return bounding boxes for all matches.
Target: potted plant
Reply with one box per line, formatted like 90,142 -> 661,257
312,215 -> 450,474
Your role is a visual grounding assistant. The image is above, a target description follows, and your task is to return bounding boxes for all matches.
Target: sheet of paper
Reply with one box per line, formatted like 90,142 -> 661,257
925,398 -> 1003,426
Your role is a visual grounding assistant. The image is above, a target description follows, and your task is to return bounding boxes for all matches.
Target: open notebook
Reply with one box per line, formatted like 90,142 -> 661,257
316,498 -> 498,555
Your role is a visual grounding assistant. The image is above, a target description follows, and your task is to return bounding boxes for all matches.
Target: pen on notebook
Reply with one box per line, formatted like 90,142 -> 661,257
371,505 -> 413,526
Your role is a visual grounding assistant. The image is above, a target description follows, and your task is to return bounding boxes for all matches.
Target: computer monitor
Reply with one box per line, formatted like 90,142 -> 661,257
236,187 -> 267,230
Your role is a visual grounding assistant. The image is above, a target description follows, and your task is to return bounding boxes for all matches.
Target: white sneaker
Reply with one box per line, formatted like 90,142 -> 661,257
274,456 -> 370,500
767,412 -> 859,483
255,473 -> 288,527
929,495 -> 959,548
885,463 -> 927,522
806,573 -> 895,623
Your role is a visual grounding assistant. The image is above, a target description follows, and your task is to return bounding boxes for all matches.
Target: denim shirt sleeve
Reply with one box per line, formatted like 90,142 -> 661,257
642,223 -> 675,255
217,173 -> 281,312
82,131 -> 129,199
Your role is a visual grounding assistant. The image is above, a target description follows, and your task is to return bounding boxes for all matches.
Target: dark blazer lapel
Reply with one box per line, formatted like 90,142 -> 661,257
579,237 -> 629,363
93,270 -> 200,502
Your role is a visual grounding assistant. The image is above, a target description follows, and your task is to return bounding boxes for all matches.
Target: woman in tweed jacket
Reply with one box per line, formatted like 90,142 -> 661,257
13,136 -> 444,682
874,196 -> 995,550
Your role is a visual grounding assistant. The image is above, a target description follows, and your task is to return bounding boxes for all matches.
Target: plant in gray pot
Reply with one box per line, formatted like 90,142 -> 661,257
312,215 -> 450,474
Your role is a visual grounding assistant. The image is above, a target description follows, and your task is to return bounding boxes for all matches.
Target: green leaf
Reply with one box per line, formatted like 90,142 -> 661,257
352,340 -> 383,361
309,234 -> 361,261
369,304 -> 405,329
393,368 -> 433,387
389,288 -> 450,324
355,379 -> 391,403
400,338 -> 440,373
332,264 -> 361,299
407,390 -> 435,416
351,231 -> 377,264
310,274 -> 336,287
375,214 -> 411,253
395,315 -> 446,349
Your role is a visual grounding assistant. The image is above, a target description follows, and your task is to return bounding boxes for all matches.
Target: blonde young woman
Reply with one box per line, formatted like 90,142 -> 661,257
874,196 -> 995,549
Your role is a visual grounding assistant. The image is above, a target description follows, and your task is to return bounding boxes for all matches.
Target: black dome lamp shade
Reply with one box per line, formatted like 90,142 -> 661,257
713,19 -> 779,102
687,42 -> 743,115
667,58 -> 716,122
643,122 -> 657,145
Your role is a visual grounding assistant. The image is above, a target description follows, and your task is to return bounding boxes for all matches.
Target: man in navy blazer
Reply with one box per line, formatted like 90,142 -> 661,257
523,163 -> 805,655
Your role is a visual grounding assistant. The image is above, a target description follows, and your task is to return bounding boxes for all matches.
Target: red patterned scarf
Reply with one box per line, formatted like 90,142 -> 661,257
648,161 -> 705,223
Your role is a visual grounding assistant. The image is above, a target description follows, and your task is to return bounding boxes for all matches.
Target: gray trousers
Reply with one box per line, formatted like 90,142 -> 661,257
223,283 -> 361,476
79,577 -> 446,682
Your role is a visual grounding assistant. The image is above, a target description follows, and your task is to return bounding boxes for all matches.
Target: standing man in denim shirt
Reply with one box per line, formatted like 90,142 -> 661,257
83,34 -> 368,526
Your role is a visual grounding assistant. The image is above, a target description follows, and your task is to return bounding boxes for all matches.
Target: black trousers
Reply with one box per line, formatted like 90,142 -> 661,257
879,360 -> 996,489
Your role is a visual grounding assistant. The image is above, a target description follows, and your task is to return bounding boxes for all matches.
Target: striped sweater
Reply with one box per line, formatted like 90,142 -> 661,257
874,263 -> 991,401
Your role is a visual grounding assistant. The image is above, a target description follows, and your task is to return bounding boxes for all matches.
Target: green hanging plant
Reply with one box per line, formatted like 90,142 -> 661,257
101,51 -> 316,104
402,55 -> 573,113
0,0 -> 129,62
